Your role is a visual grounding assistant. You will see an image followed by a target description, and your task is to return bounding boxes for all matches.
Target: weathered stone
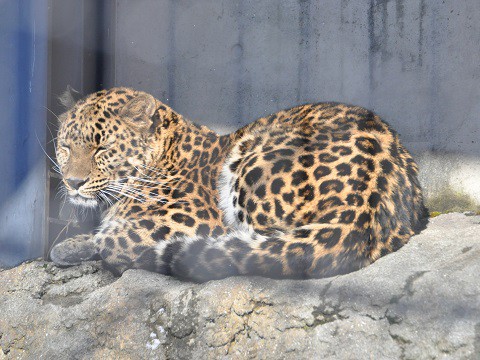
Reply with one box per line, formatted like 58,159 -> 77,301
1,213 -> 479,359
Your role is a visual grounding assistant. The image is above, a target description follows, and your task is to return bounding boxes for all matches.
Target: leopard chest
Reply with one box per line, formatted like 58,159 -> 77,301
115,147 -> 231,242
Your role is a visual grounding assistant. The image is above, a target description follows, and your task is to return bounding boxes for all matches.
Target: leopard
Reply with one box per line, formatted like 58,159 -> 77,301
49,86 -> 427,282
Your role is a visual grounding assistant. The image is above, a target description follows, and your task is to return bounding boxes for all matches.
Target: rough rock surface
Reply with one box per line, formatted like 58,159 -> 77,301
1,213 -> 479,359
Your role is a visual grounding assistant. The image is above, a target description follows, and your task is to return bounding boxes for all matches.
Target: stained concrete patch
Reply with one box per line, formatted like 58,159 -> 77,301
0,213 -> 479,359
417,152 -> 480,212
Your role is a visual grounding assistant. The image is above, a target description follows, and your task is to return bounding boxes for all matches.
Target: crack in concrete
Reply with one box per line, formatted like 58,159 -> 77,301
475,323 -> 480,357
389,330 -> 411,360
0,333 -> 26,356
311,302 -> 348,327
390,270 -> 429,304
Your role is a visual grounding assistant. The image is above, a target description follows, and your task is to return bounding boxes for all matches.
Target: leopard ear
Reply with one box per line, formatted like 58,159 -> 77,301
58,85 -> 82,110
119,93 -> 156,131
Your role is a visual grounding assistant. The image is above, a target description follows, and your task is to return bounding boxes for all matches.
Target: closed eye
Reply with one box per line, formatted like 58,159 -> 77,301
59,145 -> 70,155
95,146 -> 107,154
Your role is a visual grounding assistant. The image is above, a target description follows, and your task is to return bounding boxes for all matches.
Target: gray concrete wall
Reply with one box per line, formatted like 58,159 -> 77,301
108,0 -> 480,210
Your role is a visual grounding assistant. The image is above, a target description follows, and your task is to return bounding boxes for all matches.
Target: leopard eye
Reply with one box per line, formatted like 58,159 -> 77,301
94,146 -> 108,159
60,145 -> 70,155
56,146 -> 70,166
95,146 -> 107,155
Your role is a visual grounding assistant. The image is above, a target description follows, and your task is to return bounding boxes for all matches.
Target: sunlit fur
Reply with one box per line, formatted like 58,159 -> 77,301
50,87 -> 427,282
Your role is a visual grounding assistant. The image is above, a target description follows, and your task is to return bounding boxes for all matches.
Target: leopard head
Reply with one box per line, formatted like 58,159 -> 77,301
56,87 -> 160,207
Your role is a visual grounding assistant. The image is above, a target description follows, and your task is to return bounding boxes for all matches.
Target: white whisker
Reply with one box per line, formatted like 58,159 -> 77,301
106,186 -> 147,203
44,105 -> 61,123
138,163 -> 176,174
35,132 -> 62,173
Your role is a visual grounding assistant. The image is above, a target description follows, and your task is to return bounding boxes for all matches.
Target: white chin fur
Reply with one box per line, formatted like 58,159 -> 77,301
69,196 -> 98,208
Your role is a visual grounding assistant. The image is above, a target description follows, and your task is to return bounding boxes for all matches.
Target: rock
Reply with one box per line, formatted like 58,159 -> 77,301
1,213 -> 480,359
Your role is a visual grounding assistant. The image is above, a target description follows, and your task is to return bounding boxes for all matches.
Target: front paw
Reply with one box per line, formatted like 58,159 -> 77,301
49,237 -> 99,266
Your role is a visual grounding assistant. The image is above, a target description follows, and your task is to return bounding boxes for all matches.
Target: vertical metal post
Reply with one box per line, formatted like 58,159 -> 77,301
45,0 -> 117,258
0,0 -> 48,268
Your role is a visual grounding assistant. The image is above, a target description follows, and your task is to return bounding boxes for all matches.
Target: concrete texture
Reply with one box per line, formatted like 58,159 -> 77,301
1,213 -> 480,359
105,0 -> 480,210
417,152 -> 480,211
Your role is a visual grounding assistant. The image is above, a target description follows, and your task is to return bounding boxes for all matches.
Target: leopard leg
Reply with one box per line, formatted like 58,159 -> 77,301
93,219 -> 159,275
49,234 -> 100,266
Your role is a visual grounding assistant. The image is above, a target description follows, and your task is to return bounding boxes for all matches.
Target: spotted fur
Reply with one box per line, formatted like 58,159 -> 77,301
50,87 -> 427,282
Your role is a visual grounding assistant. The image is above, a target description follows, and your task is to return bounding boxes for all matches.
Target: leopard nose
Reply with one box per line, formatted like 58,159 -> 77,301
66,178 -> 87,190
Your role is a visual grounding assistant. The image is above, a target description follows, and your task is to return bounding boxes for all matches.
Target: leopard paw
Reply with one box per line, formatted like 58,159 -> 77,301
49,236 -> 99,266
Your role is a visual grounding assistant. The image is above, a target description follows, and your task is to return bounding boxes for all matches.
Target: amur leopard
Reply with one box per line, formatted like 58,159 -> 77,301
49,87 -> 427,282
